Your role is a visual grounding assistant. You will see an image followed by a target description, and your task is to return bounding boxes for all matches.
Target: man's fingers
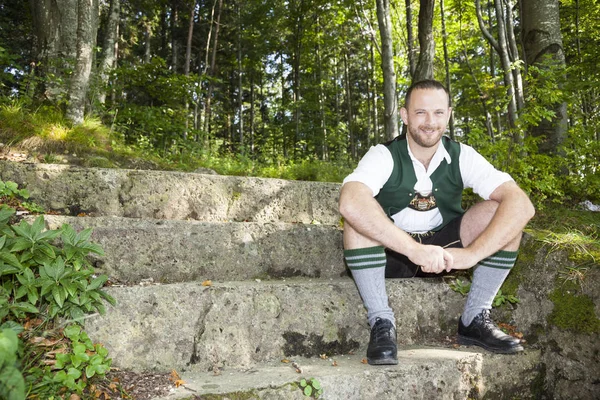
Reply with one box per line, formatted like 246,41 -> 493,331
443,250 -> 454,272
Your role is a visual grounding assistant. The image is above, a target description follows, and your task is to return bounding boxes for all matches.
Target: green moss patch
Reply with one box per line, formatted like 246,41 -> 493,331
548,287 -> 600,334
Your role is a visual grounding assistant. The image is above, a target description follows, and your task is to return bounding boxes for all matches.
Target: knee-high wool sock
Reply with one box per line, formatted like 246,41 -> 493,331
461,250 -> 518,326
344,246 -> 395,327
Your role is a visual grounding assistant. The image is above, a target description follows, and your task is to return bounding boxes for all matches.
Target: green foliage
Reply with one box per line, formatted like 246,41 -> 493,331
0,326 -> 26,400
449,278 -> 471,296
449,278 -> 520,309
0,180 -> 30,200
0,211 -> 114,321
299,378 -> 322,398
25,324 -> 112,397
492,290 -> 520,308
0,179 -> 117,399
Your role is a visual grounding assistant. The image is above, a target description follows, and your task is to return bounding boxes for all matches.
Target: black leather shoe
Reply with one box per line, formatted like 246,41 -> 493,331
367,318 -> 398,365
457,310 -> 524,354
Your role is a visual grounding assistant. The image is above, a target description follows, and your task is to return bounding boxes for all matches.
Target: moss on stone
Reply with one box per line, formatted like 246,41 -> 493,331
548,283 -> 600,334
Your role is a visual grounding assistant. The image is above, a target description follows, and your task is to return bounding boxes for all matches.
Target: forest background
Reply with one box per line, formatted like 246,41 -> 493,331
0,0 -> 599,208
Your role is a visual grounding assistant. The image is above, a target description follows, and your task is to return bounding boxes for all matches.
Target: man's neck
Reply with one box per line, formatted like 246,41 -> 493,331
407,139 -> 440,171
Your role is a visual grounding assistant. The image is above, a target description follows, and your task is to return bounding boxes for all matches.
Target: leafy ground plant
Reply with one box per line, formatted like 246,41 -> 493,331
0,179 -> 117,399
299,377 -> 322,398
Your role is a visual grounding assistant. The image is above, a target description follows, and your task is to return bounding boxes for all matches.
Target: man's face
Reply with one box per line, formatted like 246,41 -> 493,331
400,88 -> 451,150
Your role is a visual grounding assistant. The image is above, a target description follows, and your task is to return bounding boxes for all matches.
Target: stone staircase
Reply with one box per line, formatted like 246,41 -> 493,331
1,161 -> 543,399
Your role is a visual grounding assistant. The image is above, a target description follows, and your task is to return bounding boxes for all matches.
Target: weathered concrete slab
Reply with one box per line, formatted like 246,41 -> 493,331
85,279 -> 468,372
0,161 -> 341,224
40,215 -> 345,283
153,350 -> 541,400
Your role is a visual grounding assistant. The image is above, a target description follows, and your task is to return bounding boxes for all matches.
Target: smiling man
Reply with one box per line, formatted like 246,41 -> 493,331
339,79 -> 535,365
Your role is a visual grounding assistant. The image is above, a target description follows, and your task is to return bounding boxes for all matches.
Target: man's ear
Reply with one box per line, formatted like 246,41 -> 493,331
400,107 -> 408,124
447,107 -> 453,123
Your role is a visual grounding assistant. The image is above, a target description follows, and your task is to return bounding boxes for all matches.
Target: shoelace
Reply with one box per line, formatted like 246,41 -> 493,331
372,319 -> 395,341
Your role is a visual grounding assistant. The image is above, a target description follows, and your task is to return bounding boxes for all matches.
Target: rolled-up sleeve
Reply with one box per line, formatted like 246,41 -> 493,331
342,145 -> 394,197
459,144 -> 513,200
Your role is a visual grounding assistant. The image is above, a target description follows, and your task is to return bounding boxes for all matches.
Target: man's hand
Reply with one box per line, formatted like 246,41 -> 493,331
406,243 -> 454,274
444,248 -> 478,270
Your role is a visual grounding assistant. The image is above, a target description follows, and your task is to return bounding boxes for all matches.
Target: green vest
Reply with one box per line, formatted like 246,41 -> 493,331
375,135 -> 464,231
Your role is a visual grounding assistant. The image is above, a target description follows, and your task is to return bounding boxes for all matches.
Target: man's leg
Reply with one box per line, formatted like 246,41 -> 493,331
343,223 -> 397,365
458,200 -> 523,353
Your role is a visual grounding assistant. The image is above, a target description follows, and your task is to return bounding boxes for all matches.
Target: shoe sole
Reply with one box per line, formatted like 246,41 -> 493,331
367,357 -> 399,365
457,335 -> 524,354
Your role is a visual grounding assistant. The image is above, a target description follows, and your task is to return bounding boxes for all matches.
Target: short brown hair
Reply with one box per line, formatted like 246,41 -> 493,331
404,80 -> 450,109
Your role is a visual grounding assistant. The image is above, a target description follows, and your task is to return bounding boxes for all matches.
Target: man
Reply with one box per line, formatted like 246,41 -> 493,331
339,79 -> 535,365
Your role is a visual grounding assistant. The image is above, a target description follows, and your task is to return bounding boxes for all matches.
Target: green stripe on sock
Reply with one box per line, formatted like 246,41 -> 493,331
344,246 -> 386,270
479,250 -> 518,270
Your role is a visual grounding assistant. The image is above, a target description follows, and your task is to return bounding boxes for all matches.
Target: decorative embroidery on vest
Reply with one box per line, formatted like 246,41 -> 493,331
408,191 -> 437,211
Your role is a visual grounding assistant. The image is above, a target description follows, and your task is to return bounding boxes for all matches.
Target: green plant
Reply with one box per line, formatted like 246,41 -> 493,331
449,278 -> 471,296
299,378 -> 322,398
0,325 -> 26,400
25,324 -> 112,397
492,289 -> 520,307
449,279 -> 520,308
0,207 -> 114,321
0,180 -> 29,200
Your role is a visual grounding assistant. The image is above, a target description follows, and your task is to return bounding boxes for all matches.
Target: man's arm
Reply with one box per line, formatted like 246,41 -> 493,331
447,181 -> 535,269
339,181 -> 453,273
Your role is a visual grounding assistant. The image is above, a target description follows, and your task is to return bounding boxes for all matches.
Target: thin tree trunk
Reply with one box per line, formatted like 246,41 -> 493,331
505,0 -> 524,111
97,0 -> 119,105
376,0 -> 399,141
66,0 -> 98,124
476,0 -> 520,141
171,4 -> 179,71
237,1 -> 244,152
371,42 -> 380,143
440,0 -> 454,138
414,0 -> 435,82
184,1 -> 196,139
184,1 -> 195,75
405,0 -> 415,78
203,0 -> 223,145
343,50 -> 355,158
144,20 -> 152,63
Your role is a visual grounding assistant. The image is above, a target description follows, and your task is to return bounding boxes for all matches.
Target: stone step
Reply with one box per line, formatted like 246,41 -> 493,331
85,278 -> 467,372
40,215 -> 345,283
152,350 -> 541,400
0,161 -> 341,224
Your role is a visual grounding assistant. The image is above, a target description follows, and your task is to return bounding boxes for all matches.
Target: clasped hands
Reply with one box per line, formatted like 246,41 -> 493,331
408,244 -> 477,274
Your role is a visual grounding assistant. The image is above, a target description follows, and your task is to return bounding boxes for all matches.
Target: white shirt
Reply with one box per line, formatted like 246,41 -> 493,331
342,138 -> 513,233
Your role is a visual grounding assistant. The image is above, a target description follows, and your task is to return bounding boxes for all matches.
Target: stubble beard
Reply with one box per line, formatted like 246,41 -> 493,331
407,124 -> 444,148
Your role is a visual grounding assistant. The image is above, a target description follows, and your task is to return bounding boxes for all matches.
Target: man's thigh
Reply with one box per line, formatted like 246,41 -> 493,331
385,216 -> 464,278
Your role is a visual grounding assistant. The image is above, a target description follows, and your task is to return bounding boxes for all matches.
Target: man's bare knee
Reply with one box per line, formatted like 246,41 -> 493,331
460,201 -> 500,246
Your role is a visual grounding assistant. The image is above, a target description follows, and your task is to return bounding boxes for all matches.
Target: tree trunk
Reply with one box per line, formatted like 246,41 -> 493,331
184,1 -> 196,76
521,0 -> 568,153
237,1 -> 244,152
203,0 -> 223,144
376,0 -> 399,141
439,0 -> 454,139
476,0 -> 520,142
343,50 -> 355,158
96,0 -> 120,105
66,0 -> 99,124
184,1 -> 196,139
171,4 -> 179,72
405,0 -> 415,78
414,0 -> 435,82
30,0 -> 78,102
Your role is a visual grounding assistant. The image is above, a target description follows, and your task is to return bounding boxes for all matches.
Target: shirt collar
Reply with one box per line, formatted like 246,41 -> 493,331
406,136 -> 452,172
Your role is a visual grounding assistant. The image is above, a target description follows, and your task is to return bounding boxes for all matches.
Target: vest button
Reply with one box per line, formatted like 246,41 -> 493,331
409,193 -> 413,196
